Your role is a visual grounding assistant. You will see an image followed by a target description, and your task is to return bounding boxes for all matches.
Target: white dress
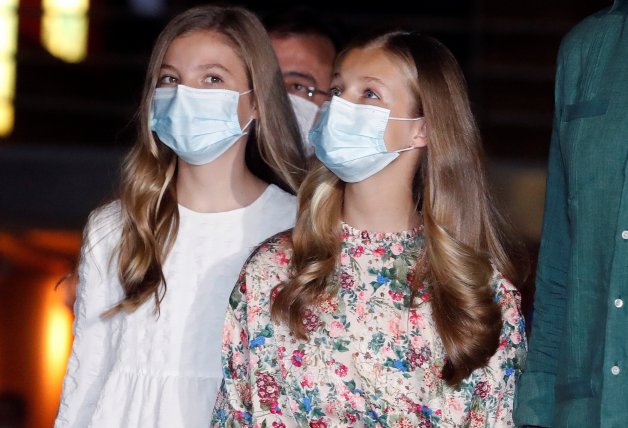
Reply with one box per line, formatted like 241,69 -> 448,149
54,184 -> 297,428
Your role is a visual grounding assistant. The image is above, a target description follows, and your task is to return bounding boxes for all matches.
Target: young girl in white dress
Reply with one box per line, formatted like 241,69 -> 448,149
54,5 -> 306,428
213,30 -> 528,427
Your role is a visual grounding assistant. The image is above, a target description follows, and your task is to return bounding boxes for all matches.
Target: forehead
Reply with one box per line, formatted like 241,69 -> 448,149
337,46 -> 408,87
270,34 -> 335,80
162,30 -> 246,72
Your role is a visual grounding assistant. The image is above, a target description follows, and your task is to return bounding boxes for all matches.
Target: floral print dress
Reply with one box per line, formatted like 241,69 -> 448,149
212,223 -> 527,427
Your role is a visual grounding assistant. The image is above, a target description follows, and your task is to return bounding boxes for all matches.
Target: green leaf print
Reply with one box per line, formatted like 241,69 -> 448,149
369,332 -> 386,352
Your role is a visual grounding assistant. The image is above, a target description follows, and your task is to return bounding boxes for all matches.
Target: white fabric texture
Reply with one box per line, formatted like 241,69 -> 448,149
54,184 -> 296,428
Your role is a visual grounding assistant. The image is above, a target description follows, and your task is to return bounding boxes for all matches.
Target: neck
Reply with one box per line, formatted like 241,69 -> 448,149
176,140 -> 267,213
343,172 -> 420,233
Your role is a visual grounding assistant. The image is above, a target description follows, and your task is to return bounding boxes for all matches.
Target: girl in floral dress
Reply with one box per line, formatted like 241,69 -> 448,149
212,30 -> 528,427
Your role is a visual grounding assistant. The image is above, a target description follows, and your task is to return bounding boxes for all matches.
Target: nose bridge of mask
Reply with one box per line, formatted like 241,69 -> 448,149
152,85 -> 241,133
327,96 -> 390,150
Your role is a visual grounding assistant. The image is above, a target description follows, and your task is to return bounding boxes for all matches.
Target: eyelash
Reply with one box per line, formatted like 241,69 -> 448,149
364,88 -> 379,100
203,75 -> 223,84
158,75 -> 177,85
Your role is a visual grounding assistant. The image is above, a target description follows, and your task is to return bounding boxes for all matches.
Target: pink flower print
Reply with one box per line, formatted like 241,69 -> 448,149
361,230 -> 371,241
381,345 -> 395,359
340,252 -> 350,266
408,346 -> 432,371
329,320 -> 345,337
272,422 -> 286,428
391,242 -> 404,255
357,291 -> 368,301
309,420 -> 327,428
498,337 -> 508,350
409,310 -> 425,328
394,418 -> 414,428
318,295 -> 338,314
467,410 -> 487,428
350,245 -> 365,258
233,351 -> 245,365
292,350 -> 305,367
355,303 -> 366,319
239,278 -> 247,294
272,251 -> 289,266
250,353 -> 259,367
474,380 -> 491,398
411,335 -> 424,349
335,363 -> 348,377
249,305 -> 262,321
347,413 -> 358,423
388,318 -> 403,337
504,307 -> 519,325
340,272 -> 355,290
255,372 -> 280,405
373,246 -> 385,258
446,395 -> 463,413
303,309 -> 322,332
510,330 -> 523,345
270,402 -> 283,415
388,290 -> 404,302
270,286 -> 281,302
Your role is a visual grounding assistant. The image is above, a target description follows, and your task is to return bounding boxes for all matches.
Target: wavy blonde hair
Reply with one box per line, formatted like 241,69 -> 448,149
104,5 -> 307,317
272,31 -> 527,386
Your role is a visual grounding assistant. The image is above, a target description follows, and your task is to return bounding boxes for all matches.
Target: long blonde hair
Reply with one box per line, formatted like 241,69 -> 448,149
272,31 -> 527,386
105,5 -> 307,317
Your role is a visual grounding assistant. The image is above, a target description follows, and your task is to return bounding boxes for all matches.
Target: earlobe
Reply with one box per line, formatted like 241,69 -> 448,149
411,120 -> 428,148
251,99 -> 259,120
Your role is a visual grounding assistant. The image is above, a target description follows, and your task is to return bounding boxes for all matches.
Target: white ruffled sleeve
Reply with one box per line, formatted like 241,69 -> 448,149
54,203 -> 121,428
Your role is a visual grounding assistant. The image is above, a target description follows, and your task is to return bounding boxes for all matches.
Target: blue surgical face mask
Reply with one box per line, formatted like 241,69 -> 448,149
309,96 -> 423,183
150,85 -> 254,165
288,93 -> 319,156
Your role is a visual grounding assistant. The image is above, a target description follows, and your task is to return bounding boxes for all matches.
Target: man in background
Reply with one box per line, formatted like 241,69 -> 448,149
264,7 -> 345,155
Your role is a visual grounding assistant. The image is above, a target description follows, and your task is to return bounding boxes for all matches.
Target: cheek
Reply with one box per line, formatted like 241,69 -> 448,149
237,98 -> 256,126
383,124 -> 412,151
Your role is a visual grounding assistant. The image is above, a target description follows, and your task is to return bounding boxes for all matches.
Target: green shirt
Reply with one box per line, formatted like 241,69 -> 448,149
514,1 -> 628,427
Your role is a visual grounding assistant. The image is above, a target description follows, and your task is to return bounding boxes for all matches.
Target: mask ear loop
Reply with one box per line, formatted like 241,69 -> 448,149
238,88 -> 255,133
389,117 -> 425,154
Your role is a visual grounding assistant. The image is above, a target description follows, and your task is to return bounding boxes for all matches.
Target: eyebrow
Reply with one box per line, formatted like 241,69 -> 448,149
360,76 -> 386,86
283,70 -> 316,85
331,73 -> 386,87
159,63 -> 232,75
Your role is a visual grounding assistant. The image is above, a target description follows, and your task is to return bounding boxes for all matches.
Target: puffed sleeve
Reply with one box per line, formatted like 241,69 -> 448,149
54,205 -> 120,428
211,268 -> 254,428
465,274 -> 528,427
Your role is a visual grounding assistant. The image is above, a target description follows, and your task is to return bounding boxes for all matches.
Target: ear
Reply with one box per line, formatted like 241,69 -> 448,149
410,119 -> 428,148
250,95 -> 259,120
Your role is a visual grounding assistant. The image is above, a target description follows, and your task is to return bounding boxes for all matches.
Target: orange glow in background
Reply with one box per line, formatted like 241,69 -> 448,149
0,229 -> 80,428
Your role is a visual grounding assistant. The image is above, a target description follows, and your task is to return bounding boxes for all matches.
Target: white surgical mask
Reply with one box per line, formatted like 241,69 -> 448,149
150,85 -> 254,165
309,96 -> 422,182
288,93 -> 319,156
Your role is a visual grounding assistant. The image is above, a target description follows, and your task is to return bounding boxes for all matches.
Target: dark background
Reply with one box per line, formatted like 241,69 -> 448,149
0,0 -> 610,229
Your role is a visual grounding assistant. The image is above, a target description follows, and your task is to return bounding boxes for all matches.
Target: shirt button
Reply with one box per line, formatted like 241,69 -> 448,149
615,299 -> 624,308
611,365 -> 621,375
622,231 -> 628,239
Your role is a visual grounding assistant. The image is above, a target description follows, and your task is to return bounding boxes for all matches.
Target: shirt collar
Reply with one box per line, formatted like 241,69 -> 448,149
611,0 -> 628,13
